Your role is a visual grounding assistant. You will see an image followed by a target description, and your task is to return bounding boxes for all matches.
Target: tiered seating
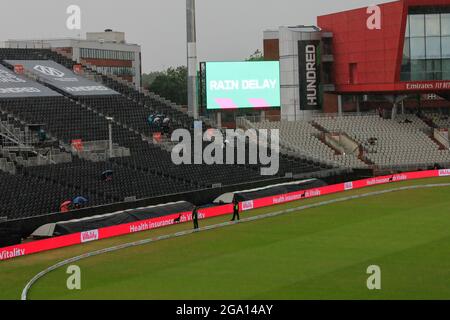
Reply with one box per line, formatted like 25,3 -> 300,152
79,95 -> 181,135
314,114 -> 450,169
8,48 -> 324,178
0,170 -> 102,219
0,97 -> 110,142
0,48 -> 49,60
98,76 -> 195,129
395,114 -> 431,131
250,120 -> 367,169
24,159 -> 192,202
72,101 -> 324,182
0,111 -> 29,135
6,47 -> 196,130
425,112 -> 450,128
112,134 -> 271,188
0,48 -> 331,221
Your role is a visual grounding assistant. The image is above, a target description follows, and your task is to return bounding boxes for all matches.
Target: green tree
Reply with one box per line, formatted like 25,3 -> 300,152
142,71 -> 164,88
148,66 -> 187,106
246,49 -> 264,61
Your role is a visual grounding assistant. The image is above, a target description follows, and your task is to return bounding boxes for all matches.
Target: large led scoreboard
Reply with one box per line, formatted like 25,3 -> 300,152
203,61 -> 281,110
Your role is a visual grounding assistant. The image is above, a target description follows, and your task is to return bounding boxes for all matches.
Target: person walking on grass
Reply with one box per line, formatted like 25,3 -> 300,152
231,197 -> 240,221
192,206 -> 199,230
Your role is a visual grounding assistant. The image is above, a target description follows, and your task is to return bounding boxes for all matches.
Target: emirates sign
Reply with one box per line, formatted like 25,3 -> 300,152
404,81 -> 450,91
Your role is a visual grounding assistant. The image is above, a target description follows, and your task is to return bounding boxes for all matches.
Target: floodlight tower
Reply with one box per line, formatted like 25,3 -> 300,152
186,0 -> 199,120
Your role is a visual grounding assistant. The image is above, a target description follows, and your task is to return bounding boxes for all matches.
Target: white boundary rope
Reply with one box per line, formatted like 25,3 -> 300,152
21,183 -> 450,300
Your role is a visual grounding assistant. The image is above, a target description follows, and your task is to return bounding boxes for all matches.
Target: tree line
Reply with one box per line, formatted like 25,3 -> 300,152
142,50 -> 264,106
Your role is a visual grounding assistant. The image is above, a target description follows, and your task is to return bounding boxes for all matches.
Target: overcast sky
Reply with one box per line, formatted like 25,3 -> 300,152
0,0 -> 392,72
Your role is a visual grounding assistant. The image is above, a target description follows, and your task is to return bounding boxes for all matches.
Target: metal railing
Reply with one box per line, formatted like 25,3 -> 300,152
3,40 -> 52,49
1,108 -> 59,165
312,111 -> 378,119
373,162 -> 450,173
236,112 -> 382,126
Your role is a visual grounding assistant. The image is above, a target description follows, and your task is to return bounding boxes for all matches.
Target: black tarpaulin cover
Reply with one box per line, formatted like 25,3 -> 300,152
53,201 -> 193,236
233,179 -> 327,202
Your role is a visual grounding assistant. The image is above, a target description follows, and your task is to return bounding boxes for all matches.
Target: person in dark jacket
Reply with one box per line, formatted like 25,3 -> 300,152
162,117 -> 171,135
192,206 -> 199,230
231,197 -> 240,221
38,128 -> 47,142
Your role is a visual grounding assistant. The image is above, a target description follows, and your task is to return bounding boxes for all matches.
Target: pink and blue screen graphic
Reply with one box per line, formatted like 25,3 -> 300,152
206,61 -> 281,110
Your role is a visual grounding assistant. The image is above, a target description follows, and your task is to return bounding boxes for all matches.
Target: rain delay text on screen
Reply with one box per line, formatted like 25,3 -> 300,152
209,79 -> 278,91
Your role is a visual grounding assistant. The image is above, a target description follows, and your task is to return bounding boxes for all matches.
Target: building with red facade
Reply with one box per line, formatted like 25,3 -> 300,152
264,0 -> 450,119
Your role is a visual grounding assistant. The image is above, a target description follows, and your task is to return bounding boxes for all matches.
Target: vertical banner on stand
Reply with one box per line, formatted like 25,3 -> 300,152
298,40 -> 322,111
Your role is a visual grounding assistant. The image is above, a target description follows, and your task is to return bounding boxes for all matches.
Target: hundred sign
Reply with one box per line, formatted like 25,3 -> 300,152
298,40 -> 322,111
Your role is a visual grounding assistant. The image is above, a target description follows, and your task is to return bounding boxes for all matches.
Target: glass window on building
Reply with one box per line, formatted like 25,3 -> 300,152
410,37 -> 426,59
426,37 -> 441,59
405,16 -> 410,37
442,14 -> 450,36
425,14 -> 441,36
443,59 -> 450,79
410,60 -> 426,80
403,38 -> 411,59
80,48 -> 135,61
410,14 -> 425,37
426,59 -> 442,80
401,7 -> 450,81
443,37 -> 450,58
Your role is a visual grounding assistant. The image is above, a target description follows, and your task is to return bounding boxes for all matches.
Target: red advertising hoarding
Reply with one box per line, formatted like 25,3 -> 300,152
71,139 -> 83,152
73,64 -> 83,75
153,132 -> 162,143
14,65 -> 24,75
1,170 -> 448,261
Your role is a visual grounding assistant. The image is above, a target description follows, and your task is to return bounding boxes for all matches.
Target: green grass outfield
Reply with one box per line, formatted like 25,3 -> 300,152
2,177 -> 450,300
